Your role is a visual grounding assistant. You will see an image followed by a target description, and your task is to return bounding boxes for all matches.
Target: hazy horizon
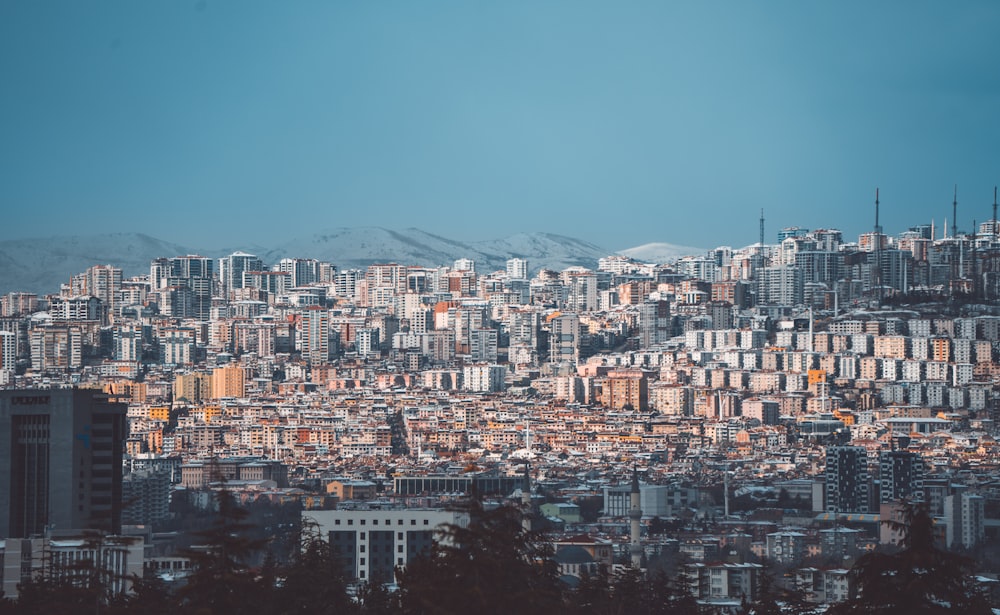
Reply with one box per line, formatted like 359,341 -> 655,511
3,1 -> 999,249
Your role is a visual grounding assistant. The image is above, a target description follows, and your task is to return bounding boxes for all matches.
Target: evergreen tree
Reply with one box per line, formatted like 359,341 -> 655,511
397,498 -> 564,615
274,519 -> 354,615
828,502 -> 993,614
175,489 -> 271,615
566,566 -> 614,614
356,581 -> 402,615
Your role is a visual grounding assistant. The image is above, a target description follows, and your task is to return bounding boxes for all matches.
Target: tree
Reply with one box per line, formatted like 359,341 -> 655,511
828,502 -> 993,614
175,489 -> 272,615
397,498 -> 564,615
566,566 -> 614,614
273,519 -> 353,615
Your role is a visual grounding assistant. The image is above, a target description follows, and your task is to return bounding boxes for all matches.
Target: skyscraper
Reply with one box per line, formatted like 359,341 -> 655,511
0,389 -> 127,537
825,446 -> 871,514
301,306 -> 330,365
150,255 -> 215,320
878,450 -> 924,504
220,251 -> 264,296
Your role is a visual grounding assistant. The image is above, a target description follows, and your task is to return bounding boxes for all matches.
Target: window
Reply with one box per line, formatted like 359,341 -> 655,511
348,519 -> 353,526
360,519 -> 366,525
410,520 -> 416,526
360,533 -> 366,540
373,520 -> 378,525
360,545 -> 365,553
398,545 -> 404,553
423,520 -> 429,526
397,519 -> 403,525
335,519 -> 341,525
360,558 -> 365,565
398,532 -> 403,539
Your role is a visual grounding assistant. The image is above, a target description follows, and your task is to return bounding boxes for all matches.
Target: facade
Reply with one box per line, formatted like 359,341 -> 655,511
1,533 -> 144,599
0,389 -> 127,537
462,364 -> 506,393
825,446 -> 870,514
877,450 -> 924,504
121,469 -> 171,526
220,251 -> 264,296
308,507 -> 467,583
600,370 -> 648,411
506,258 -> 528,280
945,491 -> 985,550
301,307 -> 331,365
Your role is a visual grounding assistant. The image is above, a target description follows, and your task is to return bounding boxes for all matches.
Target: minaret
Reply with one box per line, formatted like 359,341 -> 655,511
521,462 -> 533,532
629,466 -> 642,569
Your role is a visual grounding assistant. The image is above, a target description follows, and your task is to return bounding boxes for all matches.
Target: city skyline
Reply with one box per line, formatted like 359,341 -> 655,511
3,2 -> 1000,250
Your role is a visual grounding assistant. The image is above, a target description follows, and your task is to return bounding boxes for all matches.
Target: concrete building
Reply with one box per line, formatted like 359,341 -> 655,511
825,446 -> 870,514
0,389 -> 127,537
308,507 -> 467,583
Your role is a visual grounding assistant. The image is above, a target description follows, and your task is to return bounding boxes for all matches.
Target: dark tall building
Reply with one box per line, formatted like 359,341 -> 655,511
878,450 -> 925,504
0,389 -> 127,537
825,446 -> 871,514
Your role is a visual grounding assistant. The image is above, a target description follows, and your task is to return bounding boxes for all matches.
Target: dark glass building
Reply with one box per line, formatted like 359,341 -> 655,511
0,389 -> 127,537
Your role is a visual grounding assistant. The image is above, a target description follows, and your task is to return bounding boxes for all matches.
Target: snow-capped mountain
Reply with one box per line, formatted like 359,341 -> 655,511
0,233 -> 193,296
0,229 -> 704,296
260,228 -> 612,274
617,242 -> 705,264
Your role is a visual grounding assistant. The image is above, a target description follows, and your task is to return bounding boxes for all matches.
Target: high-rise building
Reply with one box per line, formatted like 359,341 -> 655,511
74,265 -> 122,325
29,325 -> 83,372
638,300 -> 671,346
301,307 -> 330,365
0,330 -> 16,373
211,363 -> 246,399
220,251 -> 264,296
469,328 -> 499,363
277,258 -> 321,287
549,313 -> 580,364
825,446 -> 871,514
453,258 -> 475,273
462,364 -> 506,392
121,469 -> 171,526
0,389 -> 127,537
878,450 -> 924,504
759,265 -> 804,306
601,370 -> 648,411
945,490 -> 985,550
506,258 -> 528,280
150,256 -> 214,319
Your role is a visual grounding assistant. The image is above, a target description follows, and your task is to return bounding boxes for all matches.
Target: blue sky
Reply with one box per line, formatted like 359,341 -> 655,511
2,1 -> 999,252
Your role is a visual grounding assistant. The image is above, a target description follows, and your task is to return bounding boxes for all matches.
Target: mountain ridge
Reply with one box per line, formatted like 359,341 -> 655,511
0,229 -> 704,295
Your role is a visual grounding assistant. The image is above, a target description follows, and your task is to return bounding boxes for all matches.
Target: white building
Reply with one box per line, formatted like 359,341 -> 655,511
307,507 -> 467,583
462,364 -> 506,393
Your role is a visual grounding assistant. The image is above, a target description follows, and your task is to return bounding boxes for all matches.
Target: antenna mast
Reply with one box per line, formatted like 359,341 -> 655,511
953,185 -> 958,238
874,188 -> 882,302
875,188 -> 881,233
759,208 -> 765,247
993,186 -> 998,232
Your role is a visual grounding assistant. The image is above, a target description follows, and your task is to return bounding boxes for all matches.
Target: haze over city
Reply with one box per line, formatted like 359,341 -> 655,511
3,1 -> 1000,250
7,4 -> 1000,613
